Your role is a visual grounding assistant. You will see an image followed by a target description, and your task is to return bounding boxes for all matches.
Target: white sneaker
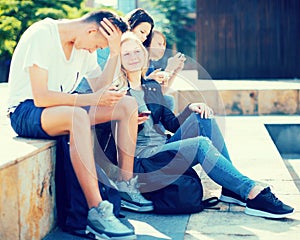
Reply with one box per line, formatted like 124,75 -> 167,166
86,200 -> 136,239
116,176 -> 154,212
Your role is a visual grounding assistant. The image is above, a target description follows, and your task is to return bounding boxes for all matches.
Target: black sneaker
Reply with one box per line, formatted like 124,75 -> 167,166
245,187 -> 294,219
219,188 -> 246,207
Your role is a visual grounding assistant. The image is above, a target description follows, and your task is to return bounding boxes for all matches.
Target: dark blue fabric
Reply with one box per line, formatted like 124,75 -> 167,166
146,60 -> 156,76
10,100 -> 53,139
140,79 -> 193,133
55,135 -> 121,234
133,150 -> 205,214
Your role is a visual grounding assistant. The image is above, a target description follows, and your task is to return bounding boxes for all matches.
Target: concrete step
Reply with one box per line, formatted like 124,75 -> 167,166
170,71 -> 300,115
0,83 -> 56,240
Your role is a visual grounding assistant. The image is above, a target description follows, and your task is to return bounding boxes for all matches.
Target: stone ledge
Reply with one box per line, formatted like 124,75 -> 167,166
0,83 -> 57,240
0,134 -> 56,240
0,118 -> 56,170
169,71 -> 300,115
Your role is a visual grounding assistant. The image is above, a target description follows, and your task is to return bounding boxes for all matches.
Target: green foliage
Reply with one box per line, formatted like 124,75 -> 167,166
141,0 -> 196,57
0,0 -> 86,60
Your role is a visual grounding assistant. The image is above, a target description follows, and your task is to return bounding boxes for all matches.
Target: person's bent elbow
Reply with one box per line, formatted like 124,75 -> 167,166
33,95 -> 47,107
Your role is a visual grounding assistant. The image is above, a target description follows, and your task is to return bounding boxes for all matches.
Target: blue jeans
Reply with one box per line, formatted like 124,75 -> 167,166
157,113 -> 255,200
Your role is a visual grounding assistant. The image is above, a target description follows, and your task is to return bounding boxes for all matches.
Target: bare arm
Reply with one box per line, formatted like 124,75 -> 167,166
89,18 -> 122,91
29,64 -> 125,108
147,53 -> 186,94
164,52 -> 186,91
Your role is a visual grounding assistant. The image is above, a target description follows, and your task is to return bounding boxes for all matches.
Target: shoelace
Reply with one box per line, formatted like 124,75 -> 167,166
124,177 -> 148,203
125,177 -> 140,193
131,192 -> 147,202
264,190 -> 282,206
97,203 -> 116,221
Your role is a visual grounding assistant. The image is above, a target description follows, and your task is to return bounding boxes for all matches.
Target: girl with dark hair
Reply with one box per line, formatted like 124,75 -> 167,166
125,8 -> 154,48
97,8 -> 154,70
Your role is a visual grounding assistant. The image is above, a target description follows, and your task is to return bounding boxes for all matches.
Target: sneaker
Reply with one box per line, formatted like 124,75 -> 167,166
86,200 -> 136,239
116,176 -> 154,212
219,188 -> 246,207
245,187 -> 294,219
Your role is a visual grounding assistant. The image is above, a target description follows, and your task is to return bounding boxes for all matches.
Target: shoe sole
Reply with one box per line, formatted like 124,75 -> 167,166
219,195 -> 246,207
121,200 -> 154,212
245,207 -> 294,219
86,225 -> 136,240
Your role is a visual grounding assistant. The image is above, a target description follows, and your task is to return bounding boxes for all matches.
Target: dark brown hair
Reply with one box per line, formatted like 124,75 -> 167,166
125,8 -> 154,48
83,10 -> 128,33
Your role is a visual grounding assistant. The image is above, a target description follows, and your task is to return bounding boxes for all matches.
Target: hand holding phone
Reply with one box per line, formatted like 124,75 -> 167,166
138,110 -> 151,117
110,79 -> 128,92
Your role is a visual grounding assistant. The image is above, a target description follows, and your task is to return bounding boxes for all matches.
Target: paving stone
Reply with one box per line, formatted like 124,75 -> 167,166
185,211 -> 300,240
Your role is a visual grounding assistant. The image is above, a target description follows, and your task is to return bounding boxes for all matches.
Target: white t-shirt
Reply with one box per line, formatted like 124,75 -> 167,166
7,18 -> 101,109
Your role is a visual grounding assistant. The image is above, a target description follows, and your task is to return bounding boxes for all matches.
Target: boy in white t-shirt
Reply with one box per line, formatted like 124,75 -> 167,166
7,10 -> 151,239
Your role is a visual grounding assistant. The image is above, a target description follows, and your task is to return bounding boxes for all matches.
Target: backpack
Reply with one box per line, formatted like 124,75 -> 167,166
55,135 -> 121,236
134,150 -> 219,214
94,124 -> 220,214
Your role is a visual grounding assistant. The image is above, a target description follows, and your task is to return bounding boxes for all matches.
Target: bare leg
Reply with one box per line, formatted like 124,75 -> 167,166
248,186 -> 264,199
41,106 -> 101,208
89,96 -> 138,181
115,97 -> 138,181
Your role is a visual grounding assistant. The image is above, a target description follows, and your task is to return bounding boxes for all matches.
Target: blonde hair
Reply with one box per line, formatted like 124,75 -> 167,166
120,32 -> 149,81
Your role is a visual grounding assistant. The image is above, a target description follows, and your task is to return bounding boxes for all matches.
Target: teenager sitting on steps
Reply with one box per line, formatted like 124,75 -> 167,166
6,10 -> 152,239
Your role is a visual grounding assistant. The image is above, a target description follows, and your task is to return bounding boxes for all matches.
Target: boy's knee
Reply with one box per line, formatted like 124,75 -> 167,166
72,107 -> 90,122
120,96 -> 138,111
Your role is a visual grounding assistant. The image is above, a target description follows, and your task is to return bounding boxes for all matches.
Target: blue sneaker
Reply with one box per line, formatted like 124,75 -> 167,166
86,200 -> 136,239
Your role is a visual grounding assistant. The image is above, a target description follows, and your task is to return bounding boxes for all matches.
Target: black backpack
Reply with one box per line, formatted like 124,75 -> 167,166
55,135 -> 121,236
134,150 -> 219,214
94,124 -> 219,214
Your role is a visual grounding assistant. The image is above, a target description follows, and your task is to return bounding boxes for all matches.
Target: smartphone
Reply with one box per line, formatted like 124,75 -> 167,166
116,86 -> 129,92
111,80 -> 129,92
138,110 -> 151,117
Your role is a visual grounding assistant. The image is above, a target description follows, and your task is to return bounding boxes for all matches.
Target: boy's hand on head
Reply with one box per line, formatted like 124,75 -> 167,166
99,18 -> 122,55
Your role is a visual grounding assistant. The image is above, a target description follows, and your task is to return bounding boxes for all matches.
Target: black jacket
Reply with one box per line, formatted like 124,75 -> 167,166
136,78 -> 193,133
